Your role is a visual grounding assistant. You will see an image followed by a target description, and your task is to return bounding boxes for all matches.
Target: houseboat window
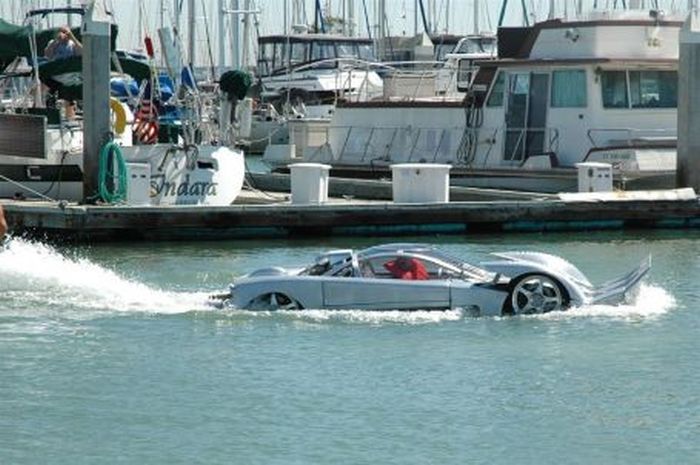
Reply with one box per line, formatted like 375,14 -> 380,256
435,43 -> 456,61
628,71 -> 677,108
311,42 -> 335,61
358,44 -> 374,61
601,71 -> 628,108
290,42 -> 308,66
336,43 -> 356,59
457,59 -> 474,86
456,37 -> 497,55
257,43 -> 274,75
486,72 -> 505,107
273,42 -> 287,70
551,69 -> 587,107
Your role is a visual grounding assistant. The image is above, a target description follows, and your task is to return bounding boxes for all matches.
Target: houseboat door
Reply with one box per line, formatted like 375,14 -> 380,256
503,72 -> 549,163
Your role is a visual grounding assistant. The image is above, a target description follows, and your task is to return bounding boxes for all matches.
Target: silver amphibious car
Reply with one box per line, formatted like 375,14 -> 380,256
220,243 -> 650,316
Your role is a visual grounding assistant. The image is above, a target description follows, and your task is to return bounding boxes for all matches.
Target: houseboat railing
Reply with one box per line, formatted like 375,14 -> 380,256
587,128 -> 676,148
299,124 -> 559,167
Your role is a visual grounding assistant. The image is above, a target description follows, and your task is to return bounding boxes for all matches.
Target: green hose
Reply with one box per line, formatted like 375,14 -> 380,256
98,141 -> 128,204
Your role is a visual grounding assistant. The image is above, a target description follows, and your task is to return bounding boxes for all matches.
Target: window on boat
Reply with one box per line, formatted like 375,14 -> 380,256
486,71 -> 505,107
336,43 -> 356,59
602,70 -> 677,109
602,71 -> 628,108
311,42 -> 336,64
357,44 -> 374,61
551,69 -> 587,108
457,59 -> 475,87
435,43 -> 454,61
629,70 -> 677,108
273,41 -> 286,71
290,42 -> 308,66
257,43 -> 274,76
456,37 -> 496,55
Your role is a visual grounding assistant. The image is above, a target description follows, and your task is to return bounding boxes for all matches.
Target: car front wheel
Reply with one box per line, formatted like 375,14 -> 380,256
506,274 -> 568,315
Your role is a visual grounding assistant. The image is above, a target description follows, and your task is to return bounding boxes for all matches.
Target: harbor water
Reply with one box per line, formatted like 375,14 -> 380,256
1,230 -> 698,464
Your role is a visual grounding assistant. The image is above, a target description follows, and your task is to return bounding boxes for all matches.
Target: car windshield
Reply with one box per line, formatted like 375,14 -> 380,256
303,245 -> 495,281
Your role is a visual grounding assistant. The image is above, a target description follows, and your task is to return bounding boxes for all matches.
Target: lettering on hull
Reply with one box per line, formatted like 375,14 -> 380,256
151,173 -> 218,203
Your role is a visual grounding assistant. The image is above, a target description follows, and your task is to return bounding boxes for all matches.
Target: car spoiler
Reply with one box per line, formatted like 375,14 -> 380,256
588,255 -> 651,305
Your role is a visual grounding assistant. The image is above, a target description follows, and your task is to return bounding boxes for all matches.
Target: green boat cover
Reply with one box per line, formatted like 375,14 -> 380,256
0,20 -> 149,100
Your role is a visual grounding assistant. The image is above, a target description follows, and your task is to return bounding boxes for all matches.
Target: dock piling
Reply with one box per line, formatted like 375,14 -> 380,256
81,2 -> 112,203
678,10 -> 700,191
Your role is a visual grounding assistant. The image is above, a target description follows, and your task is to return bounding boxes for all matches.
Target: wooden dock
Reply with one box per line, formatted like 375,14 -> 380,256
2,188 -> 698,242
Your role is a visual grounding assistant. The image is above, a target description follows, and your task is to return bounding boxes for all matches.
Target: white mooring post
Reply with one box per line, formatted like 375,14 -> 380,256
82,1 -> 112,203
575,162 -> 612,193
391,164 -> 451,203
678,11 -> 700,192
289,163 -> 331,205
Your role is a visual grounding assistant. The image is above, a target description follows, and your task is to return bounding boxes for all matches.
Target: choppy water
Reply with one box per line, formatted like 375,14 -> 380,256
0,231 -> 698,464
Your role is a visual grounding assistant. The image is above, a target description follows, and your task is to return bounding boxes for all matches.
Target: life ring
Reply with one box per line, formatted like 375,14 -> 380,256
109,97 -> 127,135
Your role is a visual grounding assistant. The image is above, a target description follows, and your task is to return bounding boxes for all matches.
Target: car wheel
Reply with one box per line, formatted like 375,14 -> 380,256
248,292 -> 303,311
506,274 -> 569,315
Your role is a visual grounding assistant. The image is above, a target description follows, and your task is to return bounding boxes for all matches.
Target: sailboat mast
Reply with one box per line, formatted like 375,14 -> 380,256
218,0 -> 225,75
174,0 -> 180,37
232,0 -> 240,69
347,0 -> 355,36
242,0 -> 251,68
473,0 -> 479,35
414,0 -> 418,35
380,0 -> 387,39
445,0 -> 450,33
188,0 -> 196,68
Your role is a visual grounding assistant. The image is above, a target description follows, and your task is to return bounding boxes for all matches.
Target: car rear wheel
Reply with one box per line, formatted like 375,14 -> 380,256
506,274 -> 568,315
248,292 -> 303,311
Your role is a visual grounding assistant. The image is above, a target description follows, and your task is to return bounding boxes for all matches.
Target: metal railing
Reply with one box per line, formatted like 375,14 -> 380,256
296,123 -> 566,168
586,128 -> 676,148
262,57 -> 475,104
502,127 -> 561,163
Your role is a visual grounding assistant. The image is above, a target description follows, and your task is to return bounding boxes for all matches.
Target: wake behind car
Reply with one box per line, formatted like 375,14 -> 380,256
216,243 -> 650,316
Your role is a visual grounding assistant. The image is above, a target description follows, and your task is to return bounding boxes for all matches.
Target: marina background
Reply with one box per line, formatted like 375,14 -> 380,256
3,1 -> 691,68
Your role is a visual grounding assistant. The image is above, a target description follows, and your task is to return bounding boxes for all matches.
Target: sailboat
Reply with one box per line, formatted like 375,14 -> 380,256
0,3 -> 245,206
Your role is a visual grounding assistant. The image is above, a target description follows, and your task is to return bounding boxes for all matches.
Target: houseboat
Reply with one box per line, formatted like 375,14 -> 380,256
265,10 -> 680,192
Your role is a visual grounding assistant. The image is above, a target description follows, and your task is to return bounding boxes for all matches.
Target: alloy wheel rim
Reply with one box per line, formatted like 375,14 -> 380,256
511,275 -> 563,314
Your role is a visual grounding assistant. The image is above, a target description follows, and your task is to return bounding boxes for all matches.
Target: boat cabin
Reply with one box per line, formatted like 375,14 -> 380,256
269,11 -> 682,191
469,13 -> 680,168
256,34 -> 374,77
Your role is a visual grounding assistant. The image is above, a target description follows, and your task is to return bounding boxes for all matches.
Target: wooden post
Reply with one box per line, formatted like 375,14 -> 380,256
82,2 -> 112,203
678,11 -> 700,191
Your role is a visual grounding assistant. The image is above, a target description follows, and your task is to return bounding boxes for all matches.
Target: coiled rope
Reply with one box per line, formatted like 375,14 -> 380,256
98,141 -> 128,204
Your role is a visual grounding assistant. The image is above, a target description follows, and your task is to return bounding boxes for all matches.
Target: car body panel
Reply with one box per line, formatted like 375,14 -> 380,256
323,277 -> 451,309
